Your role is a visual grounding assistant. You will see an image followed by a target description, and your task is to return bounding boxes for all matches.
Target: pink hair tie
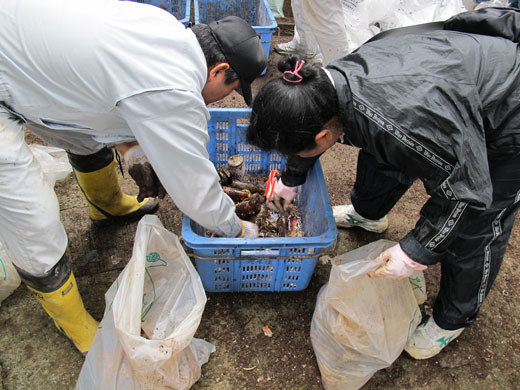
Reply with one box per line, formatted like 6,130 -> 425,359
283,60 -> 305,83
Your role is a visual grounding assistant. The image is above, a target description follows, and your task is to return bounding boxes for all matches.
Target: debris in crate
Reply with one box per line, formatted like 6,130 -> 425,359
260,203 -> 303,238
222,186 -> 251,202
228,154 -> 247,181
288,207 -> 303,237
276,212 -> 288,236
212,162 -> 305,238
235,192 -> 265,219
217,167 -> 232,186
255,203 -> 278,235
231,180 -> 265,194
235,188 -> 303,238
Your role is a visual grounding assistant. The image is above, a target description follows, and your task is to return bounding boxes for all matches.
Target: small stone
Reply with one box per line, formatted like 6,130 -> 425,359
77,250 -> 99,266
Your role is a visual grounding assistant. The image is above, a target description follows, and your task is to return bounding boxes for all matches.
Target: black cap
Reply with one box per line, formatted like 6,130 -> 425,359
208,16 -> 268,106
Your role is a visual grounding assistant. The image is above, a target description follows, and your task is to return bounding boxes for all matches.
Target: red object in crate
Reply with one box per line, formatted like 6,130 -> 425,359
264,170 -> 279,201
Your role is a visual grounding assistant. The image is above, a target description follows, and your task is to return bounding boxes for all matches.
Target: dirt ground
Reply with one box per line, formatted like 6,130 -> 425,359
1,27 -> 520,390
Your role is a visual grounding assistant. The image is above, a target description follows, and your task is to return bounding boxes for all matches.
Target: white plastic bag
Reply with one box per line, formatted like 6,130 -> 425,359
409,269 -> 427,305
342,0 -> 401,52
341,0 -> 467,53
378,0 -> 466,31
29,144 -> 72,186
311,239 -> 422,390
474,0 -> 508,9
0,242 -> 21,305
76,215 -> 214,390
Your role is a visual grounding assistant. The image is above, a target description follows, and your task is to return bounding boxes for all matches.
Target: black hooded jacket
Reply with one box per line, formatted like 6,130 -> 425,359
282,8 -> 520,265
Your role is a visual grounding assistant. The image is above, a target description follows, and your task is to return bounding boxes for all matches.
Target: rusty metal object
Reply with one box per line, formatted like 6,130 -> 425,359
222,172 -> 305,238
217,167 -> 232,186
235,193 -> 264,219
231,180 -> 265,194
228,154 -> 247,181
222,186 -> 251,202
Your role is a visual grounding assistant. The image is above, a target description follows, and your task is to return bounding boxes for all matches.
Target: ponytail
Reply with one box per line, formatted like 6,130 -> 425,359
246,56 -> 339,155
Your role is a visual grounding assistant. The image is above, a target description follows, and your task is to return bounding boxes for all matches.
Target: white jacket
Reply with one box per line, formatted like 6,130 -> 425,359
0,0 -> 241,237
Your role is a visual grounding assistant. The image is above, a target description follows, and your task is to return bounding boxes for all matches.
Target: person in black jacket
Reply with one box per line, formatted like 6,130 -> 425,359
246,7 -> 520,359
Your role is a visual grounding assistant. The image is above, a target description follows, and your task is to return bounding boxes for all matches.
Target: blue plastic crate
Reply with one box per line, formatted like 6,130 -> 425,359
193,0 -> 278,75
182,108 -> 337,292
124,0 -> 191,26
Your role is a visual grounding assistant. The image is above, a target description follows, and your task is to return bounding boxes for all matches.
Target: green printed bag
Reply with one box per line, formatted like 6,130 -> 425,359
77,215 -> 214,390
0,242 -> 21,305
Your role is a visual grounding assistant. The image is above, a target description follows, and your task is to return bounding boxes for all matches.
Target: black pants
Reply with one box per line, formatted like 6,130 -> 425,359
351,150 -> 520,330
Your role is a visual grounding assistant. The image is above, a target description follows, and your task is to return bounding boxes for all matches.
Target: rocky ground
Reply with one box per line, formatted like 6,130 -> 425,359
0,23 -> 519,390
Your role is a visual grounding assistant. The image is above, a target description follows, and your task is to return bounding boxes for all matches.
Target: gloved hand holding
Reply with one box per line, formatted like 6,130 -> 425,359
124,145 -> 166,202
368,243 -> 427,280
273,179 -> 298,212
238,220 -> 259,238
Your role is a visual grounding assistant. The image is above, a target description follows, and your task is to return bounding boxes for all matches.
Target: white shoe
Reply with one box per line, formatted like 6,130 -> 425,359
274,40 -> 296,55
274,41 -> 316,59
405,317 -> 464,360
332,204 -> 388,233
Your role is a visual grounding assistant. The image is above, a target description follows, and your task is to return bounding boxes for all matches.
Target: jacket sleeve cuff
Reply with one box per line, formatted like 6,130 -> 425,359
226,215 -> 243,238
400,232 -> 445,266
281,174 -> 306,187
281,154 -> 321,187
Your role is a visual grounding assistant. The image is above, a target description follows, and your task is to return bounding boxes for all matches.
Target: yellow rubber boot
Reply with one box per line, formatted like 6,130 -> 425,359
28,272 -> 99,354
74,158 -> 158,226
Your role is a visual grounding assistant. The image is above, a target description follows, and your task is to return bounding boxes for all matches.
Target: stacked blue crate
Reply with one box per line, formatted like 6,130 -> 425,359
124,0 -> 191,26
194,0 -> 278,75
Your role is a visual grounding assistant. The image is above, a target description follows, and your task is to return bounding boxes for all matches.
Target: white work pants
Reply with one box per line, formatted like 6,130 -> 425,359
290,0 -> 320,56
24,121 -> 107,156
301,0 -> 350,65
0,106 -> 68,276
301,0 -> 467,65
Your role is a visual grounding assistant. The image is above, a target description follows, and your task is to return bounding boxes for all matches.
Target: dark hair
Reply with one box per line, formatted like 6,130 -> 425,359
246,55 -> 339,155
191,24 -> 240,84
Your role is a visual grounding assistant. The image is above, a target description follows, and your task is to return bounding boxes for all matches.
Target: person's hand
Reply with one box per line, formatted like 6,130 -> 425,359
273,179 -> 298,212
368,244 -> 427,280
238,220 -> 259,238
124,145 -> 166,202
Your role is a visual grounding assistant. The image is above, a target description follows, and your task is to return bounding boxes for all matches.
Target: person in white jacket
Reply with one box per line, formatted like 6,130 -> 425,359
292,0 -> 468,65
0,0 -> 266,353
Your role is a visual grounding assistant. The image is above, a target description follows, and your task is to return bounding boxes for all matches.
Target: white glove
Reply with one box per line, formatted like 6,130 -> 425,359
238,220 -> 259,238
124,145 -> 166,202
273,179 -> 298,212
368,243 -> 427,280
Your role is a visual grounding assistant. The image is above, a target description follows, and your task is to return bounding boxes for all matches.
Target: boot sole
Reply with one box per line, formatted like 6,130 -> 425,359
273,46 -> 315,59
404,345 -> 442,360
274,48 -> 295,55
91,198 -> 159,227
335,221 -> 388,233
